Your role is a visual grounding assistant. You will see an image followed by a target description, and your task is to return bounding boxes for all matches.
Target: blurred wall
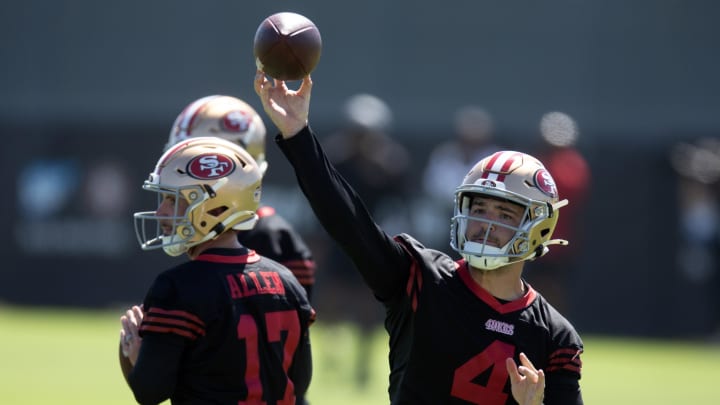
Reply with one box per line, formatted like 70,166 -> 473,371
2,0 -> 719,338
2,1 -> 719,135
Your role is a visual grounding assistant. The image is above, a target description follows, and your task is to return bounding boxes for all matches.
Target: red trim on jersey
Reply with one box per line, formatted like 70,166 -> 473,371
256,206 -> 276,218
146,307 -> 206,326
196,250 -> 261,264
546,348 -> 583,374
404,260 -> 422,312
141,324 -> 199,340
393,238 -> 424,312
283,259 -> 316,285
456,260 -> 537,314
143,314 -> 205,335
141,307 -> 206,340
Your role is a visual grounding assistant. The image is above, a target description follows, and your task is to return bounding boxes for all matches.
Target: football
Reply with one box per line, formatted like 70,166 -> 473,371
253,12 -> 322,81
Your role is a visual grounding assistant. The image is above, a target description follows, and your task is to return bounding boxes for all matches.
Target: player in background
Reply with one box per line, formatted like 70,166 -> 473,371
163,95 -> 316,299
254,72 -> 583,405
119,137 -> 314,404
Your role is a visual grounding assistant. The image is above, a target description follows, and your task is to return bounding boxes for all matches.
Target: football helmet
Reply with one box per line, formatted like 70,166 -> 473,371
450,151 -> 569,270
135,137 -> 262,256
165,95 -> 268,175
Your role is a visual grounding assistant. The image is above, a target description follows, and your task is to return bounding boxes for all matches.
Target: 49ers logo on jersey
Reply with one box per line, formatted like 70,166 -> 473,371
534,168 -> 558,197
187,153 -> 235,179
221,110 -> 251,133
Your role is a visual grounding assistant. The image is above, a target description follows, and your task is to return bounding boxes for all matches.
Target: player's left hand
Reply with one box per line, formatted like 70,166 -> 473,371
506,352 -> 545,405
120,305 -> 144,365
254,69 -> 312,139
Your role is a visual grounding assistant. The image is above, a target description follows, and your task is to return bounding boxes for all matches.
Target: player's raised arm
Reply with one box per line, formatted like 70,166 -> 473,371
255,72 -> 411,300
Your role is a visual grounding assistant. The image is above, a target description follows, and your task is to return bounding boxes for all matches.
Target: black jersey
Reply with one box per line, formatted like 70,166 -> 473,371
128,247 -> 315,405
277,127 -> 583,405
239,206 -> 316,301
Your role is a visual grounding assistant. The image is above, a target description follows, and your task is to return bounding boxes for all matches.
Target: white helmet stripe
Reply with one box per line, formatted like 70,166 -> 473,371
174,95 -> 222,137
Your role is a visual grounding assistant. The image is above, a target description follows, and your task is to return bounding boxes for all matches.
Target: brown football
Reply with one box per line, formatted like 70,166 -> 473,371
253,12 -> 322,81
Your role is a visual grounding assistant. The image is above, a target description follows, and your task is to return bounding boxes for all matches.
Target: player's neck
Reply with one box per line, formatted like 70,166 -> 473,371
468,263 -> 526,301
187,231 -> 241,260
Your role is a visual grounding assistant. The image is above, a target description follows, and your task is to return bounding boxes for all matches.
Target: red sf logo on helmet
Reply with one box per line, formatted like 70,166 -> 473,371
187,154 -> 236,179
222,110 -> 251,133
534,169 -> 558,197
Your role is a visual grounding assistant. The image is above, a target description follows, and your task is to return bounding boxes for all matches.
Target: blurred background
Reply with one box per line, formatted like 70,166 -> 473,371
2,0 -> 719,347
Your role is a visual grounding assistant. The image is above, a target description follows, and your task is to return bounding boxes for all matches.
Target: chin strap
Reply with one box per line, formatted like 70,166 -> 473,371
546,238 -> 569,247
553,198 -> 569,211
532,238 -> 569,260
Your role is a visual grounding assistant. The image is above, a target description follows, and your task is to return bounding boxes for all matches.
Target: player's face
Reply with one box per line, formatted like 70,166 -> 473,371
465,196 -> 524,248
155,194 -> 189,235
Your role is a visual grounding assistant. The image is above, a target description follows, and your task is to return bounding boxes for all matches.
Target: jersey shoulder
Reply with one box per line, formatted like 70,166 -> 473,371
527,290 -> 583,347
239,206 -> 313,263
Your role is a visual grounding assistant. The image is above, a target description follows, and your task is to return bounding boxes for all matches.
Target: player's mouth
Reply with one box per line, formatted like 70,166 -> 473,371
469,234 -> 500,247
160,224 -> 174,236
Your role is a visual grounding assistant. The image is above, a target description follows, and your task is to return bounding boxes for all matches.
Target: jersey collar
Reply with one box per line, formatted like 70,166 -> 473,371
457,260 -> 537,314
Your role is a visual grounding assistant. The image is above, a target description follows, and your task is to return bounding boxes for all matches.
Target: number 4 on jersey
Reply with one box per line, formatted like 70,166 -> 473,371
451,340 -> 515,404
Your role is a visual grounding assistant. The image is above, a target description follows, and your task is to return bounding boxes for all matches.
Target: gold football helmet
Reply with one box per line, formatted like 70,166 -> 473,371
165,95 -> 268,175
450,151 -> 569,270
135,137 -> 262,256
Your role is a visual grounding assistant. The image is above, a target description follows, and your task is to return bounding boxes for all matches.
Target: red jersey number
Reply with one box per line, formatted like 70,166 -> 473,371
237,310 -> 301,405
451,340 -> 515,404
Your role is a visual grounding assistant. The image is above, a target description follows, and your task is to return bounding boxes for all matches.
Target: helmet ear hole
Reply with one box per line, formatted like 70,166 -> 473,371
207,206 -> 228,217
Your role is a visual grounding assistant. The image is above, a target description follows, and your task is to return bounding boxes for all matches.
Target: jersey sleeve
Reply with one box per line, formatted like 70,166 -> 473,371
128,274 -> 195,404
544,310 -> 584,405
276,127 -> 412,301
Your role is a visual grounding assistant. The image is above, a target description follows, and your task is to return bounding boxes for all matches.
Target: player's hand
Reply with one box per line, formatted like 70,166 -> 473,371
254,69 -> 311,139
506,352 -> 545,405
120,305 -> 144,365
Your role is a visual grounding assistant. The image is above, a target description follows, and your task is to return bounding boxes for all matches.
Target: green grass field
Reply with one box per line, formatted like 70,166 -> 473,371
0,304 -> 717,404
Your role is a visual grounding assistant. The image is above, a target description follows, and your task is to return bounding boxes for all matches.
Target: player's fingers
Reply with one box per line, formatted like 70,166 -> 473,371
519,352 -> 538,372
253,73 -> 261,94
298,75 -> 312,95
121,316 -> 128,329
120,329 -> 133,357
254,70 -> 267,95
505,357 -> 522,383
125,311 -> 140,336
517,366 -> 538,383
120,329 -> 131,346
537,369 -> 545,386
132,305 -> 144,322
125,310 -> 138,331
